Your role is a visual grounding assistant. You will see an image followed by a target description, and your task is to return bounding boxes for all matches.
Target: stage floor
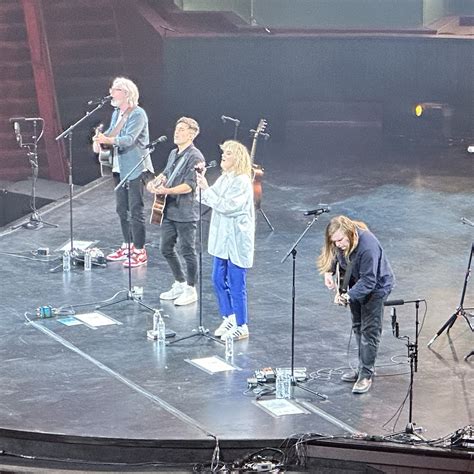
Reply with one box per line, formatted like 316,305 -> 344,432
0,139 -> 472,471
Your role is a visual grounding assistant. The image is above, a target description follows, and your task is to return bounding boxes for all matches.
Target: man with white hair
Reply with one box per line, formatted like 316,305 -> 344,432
93,77 -> 153,268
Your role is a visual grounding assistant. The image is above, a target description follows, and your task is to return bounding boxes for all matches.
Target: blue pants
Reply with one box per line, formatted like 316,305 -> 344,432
212,257 -> 248,326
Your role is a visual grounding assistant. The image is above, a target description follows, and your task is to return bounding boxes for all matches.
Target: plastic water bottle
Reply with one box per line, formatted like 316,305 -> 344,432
225,334 -> 234,360
62,249 -> 71,272
157,314 -> 166,344
276,369 -> 291,399
84,249 -> 92,271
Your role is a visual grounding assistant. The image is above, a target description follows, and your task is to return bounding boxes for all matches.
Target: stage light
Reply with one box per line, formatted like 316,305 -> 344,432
413,102 -> 446,118
414,104 -> 424,117
412,102 -> 453,140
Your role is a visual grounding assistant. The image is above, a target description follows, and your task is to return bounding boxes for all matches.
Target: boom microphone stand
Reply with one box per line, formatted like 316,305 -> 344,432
97,143 -> 165,314
55,97 -> 110,258
169,161 -> 223,345
280,212 -> 328,400
427,242 -> 474,350
385,300 -> 426,441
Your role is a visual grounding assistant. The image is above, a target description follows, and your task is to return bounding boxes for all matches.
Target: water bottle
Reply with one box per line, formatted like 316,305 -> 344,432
275,370 -> 284,399
276,369 -> 291,399
62,249 -> 71,272
157,314 -> 166,344
225,334 -> 234,360
84,249 -> 92,271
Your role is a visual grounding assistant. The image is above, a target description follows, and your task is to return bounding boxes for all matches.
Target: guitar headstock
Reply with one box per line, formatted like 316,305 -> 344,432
255,118 -> 267,137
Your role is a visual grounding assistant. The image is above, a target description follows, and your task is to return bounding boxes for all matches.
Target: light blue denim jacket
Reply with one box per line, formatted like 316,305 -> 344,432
105,106 -> 154,180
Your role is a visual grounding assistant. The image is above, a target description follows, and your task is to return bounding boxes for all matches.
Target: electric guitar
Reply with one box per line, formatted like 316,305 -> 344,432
334,262 -> 350,307
92,124 -> 114,177
249,118 -> 267,210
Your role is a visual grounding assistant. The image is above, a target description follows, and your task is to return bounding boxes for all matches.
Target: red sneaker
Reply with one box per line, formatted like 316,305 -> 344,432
123,248 -> 147,268
106,243 -> 134,262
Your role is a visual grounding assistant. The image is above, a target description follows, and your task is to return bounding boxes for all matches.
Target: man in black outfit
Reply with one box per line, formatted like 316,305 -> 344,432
147,117 -> 205,306
318,215 -> 395,394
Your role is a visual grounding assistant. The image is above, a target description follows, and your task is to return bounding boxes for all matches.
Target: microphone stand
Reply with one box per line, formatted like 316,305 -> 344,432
385,300 -> 426,441
96,147 -> 158,314
427,242 -> 474,355
168,179 -> 223,346
281,215 -> 327,400
12,119 -> 58,230
232,121 -> 239,140
55,99 -> 110,263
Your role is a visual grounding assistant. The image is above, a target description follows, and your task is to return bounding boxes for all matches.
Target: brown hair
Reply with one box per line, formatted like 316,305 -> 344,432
317,215 -> 368,273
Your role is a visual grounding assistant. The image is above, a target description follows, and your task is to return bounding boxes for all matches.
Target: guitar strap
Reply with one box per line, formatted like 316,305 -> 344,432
166,150 -> 191,188
109,107 -> 133,138
108,107 -> 133,169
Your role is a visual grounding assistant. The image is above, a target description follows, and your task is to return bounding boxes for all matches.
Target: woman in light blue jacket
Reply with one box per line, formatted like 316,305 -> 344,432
196,140 -> 255,340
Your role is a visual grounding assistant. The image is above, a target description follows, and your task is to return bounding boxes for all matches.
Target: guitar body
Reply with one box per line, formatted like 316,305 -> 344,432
150,194 -> 166,225
148,174 -> 168,225
93,124 -> 114,177
252,164 -> 264,210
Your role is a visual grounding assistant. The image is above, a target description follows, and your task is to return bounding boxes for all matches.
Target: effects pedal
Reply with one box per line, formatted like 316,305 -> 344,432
36,305 -> 53,318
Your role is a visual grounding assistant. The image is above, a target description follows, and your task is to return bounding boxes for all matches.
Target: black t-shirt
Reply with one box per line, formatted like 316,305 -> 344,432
163,144 -> 205,222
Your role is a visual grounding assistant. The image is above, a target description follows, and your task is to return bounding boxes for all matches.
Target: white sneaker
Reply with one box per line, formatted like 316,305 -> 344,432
214,314 -> 236,336
221,324 -> 249,341
174,284 -> 198,306
160,281 -> 186,300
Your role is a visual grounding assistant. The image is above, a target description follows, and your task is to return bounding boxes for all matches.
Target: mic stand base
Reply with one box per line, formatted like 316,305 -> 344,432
292,380 -> 327,401
168,324 -> 224,345
12,211 -> 58,231
385,423 -> 427,443
96,289 -> 156,313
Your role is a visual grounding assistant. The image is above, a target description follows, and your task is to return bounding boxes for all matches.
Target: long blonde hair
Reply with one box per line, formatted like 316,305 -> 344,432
317,215 -> 368,273
220,140 -> 252,177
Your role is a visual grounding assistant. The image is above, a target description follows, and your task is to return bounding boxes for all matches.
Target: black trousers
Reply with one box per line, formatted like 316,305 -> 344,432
114,173 -> 146,249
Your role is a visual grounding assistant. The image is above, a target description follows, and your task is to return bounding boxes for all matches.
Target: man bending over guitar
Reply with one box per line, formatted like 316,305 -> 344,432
317,215 -> 394,394
93,77 -> 154,268
146,117 -> 204,306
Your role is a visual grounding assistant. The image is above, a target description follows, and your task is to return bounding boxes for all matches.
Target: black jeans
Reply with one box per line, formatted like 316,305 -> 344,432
114,173 -> 146,249
160,218 -> 197,286
349,293 -> 388,380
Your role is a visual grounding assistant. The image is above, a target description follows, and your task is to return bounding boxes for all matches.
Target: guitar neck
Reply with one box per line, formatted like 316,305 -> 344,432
249,133 -> 258,163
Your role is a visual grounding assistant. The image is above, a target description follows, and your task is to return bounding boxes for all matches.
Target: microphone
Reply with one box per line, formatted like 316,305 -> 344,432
9,117 -> 43,122
145,135 -> 167,149
87,94 -> 112,105
195,160 -> 218,173
221,115 -> 240,125
390,307 -> 399,338
303,206 -> 330,216
384,299 -> 425,306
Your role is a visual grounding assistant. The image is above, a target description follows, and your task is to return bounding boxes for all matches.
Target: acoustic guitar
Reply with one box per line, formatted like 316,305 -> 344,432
149,176 -> 167,225
92,124 -> 114,177
249,118 -> 267,210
